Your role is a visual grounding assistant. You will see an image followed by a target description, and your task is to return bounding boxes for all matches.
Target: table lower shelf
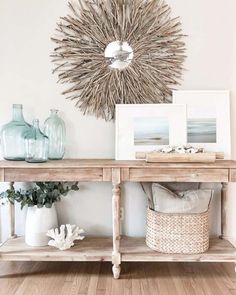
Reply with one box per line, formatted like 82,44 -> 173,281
0,237 -> 112,262
121,237 -> 236,262
0,236 -> 235,263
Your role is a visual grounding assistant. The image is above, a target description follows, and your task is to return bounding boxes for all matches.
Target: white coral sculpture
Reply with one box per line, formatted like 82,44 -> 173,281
47,224 -> 85,250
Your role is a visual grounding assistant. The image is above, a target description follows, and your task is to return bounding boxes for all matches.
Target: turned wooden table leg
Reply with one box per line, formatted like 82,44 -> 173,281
220,182 -> 228,240
8,182 -> 17,239
112,168 -> 121,279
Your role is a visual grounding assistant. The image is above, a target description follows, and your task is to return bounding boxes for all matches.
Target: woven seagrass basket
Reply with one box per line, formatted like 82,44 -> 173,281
146,207 -> 209,254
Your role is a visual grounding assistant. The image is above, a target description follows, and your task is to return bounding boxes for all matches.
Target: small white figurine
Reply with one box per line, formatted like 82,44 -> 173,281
47,224 -> 85,250
186,147 -> 197,153
175,146 -> 186,154
161,146 -> 173,153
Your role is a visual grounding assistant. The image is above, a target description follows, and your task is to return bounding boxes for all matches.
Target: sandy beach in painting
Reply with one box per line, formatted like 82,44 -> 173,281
187,118 -> 216,143
133,117 -> 169,146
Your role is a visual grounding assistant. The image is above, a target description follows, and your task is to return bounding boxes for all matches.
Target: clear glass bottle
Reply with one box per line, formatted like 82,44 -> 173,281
44,109 -> 66,160
1,104 -> 31,160
25,119 -> 49,163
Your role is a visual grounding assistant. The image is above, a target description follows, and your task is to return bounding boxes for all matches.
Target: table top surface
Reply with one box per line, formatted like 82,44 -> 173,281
0,159 -> 236,169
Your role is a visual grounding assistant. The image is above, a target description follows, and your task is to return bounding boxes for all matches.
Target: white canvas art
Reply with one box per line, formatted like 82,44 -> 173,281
115,104 -> 187,160
173,90 -> 231,159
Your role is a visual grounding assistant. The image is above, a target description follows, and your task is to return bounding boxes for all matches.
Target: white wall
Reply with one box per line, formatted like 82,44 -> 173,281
0,0 -> 236,241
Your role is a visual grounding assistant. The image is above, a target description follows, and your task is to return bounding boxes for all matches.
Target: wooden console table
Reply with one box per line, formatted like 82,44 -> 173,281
0,159 -> 236,279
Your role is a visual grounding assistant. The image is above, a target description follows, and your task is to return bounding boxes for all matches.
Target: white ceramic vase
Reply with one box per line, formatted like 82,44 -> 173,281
25,204 -> 58,247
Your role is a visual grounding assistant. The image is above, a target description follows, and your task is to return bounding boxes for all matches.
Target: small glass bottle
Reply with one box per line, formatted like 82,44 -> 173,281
44,109 -> 66,160
1,104 -> 31,160
25,119 -> 49,163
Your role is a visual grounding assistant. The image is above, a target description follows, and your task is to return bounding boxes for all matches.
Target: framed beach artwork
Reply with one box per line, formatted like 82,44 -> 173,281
173,90 -> 231,159
115,104 -> 187,160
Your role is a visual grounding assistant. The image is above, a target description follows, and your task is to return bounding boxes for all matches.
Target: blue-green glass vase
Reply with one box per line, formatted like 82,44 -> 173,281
44,109 -> 66,160
1,104 -> 31,160
25,119 -> 49,163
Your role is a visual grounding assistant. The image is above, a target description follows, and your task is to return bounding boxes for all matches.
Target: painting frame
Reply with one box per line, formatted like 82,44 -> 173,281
173,90 -> 231,159
115,104 -> 187,160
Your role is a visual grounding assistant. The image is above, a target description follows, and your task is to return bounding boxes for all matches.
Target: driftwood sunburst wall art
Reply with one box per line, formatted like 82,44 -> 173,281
52,0 -> 186,120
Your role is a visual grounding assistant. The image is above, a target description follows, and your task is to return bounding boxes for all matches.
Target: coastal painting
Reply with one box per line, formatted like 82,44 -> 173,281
133,117 -> 169,145
187,118 -> 217,143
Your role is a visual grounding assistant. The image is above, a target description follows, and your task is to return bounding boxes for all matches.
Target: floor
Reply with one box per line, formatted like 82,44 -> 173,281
0,261 -> 236,295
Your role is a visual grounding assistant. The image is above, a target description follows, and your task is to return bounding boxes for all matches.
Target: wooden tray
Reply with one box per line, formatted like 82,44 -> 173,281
136,152 -> 224,163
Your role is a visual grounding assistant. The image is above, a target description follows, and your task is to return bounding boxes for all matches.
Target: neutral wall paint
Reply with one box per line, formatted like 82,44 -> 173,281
0,0 -> 236,241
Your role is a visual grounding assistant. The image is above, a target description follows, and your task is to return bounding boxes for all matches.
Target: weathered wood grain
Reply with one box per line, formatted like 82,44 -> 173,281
121,237 -> 236,262
129,168 -> 229,182
0,158 -> 235,280
0,237 -> 113,262
4,168 -> 103,182
136,151 -> 225,161
230,169 -> 236,182
1,237 -> 235,263
103,168 -> 112,181
220,183 -> 228,240
0,159 -> 236,169
112,168 -> 121,279
146,152 -> 217,163
121,168 -> 130,181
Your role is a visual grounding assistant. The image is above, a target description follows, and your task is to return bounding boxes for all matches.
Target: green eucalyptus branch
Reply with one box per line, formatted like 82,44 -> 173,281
0,182 -> 79,209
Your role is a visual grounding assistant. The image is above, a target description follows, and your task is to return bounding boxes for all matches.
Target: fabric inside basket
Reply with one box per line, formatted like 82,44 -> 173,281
152,183 -> 213,214
141,182 -> 200,209
142,182 -> 212,214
